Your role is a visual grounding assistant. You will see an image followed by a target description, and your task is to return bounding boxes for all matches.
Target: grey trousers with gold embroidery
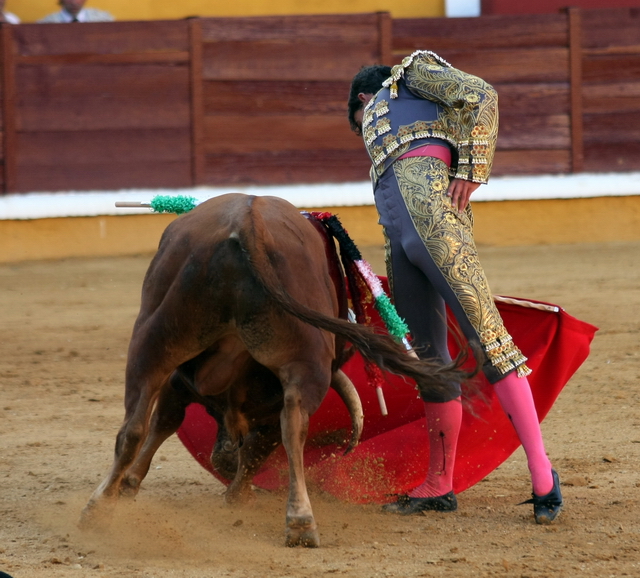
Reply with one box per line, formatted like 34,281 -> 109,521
374,156 -> 529,401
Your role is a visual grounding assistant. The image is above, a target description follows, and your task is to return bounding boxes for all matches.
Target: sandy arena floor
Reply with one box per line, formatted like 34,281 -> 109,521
1,240 -> 639,577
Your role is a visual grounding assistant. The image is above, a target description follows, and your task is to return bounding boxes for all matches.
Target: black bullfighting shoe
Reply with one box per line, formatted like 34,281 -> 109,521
520,469 -> 563,524
382,491 -> 457,515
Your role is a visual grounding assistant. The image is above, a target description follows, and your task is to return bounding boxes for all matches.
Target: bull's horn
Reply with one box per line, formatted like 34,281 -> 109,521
330,369 -> 364,455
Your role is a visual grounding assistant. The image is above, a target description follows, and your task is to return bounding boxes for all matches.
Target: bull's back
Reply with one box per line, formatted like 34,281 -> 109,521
139,194 -> 335,320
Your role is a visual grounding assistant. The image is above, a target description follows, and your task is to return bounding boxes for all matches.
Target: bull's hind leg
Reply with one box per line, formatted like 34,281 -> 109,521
80,347 -> 190,527
80,381 -> 163,526
119,375 -> 192,496
81,397 -> 157,526
278,362 -> 330,548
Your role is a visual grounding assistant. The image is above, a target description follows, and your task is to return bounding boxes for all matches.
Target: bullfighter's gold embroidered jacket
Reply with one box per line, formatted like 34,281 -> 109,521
362,50 -> 499,184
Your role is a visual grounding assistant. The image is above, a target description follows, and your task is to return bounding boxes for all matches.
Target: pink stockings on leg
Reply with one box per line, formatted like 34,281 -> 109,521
408,398 -> 462,498
409,372 -> 554,499
493,372 -> 554,496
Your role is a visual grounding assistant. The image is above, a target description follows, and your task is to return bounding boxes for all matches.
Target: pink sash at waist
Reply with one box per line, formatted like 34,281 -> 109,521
398,144 -> 452,167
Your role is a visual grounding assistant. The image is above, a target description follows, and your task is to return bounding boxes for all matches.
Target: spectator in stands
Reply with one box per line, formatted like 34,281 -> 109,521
0,0 -> 20,23
38,0 -> 114,23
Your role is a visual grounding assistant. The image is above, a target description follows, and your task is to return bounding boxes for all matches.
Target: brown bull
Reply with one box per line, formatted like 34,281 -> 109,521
80,193 -> 465,547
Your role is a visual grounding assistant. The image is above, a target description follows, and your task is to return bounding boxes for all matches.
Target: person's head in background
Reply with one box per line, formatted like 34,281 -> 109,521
59,0 -> 87,18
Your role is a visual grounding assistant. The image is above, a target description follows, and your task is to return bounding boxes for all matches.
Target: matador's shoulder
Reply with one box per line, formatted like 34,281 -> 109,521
382,50 -> 452,99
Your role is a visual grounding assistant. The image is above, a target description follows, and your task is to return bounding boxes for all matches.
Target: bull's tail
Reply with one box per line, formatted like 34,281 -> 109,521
240,199 -> 471,399
252,271 -> 469,398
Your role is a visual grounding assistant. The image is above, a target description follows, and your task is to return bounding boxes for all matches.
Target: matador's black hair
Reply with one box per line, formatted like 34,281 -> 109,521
347,65 -> 392,135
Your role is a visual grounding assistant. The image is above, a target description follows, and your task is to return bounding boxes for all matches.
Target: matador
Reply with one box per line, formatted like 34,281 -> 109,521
347,50 -> 563,523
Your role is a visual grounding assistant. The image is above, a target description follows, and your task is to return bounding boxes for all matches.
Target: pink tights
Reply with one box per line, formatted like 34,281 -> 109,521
493,372 -> 554,496
409,372 -> 554,499
409,398 -> 462,498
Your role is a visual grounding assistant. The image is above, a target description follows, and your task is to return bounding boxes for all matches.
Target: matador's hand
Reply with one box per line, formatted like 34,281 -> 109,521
447,178 -> 481,213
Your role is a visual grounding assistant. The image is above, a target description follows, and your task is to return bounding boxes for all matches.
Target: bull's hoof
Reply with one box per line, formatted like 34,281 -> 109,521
211,450 -> 239,481
211,463 -> 238,482
223,486 -> 255,506
78,497 -> 115,531
285,516 -> 319,548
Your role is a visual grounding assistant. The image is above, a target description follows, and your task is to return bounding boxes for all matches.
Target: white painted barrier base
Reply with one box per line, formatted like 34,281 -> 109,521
2,172 -> 640,221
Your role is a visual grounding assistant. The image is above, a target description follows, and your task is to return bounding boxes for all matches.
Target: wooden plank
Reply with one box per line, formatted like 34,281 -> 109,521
189,18 -> 205,186
17,129 -> 191,165
200,14 -> 382,82
16,63 -> 189,98
584,45 -> 640,56
497,115 -> 570,149
393,14 -> 568,51
13,21 -> 189,56
17,53 -> 189,65
494,82 -> 570,115
202,41 -> 380,81
583,142 -> 640,172
15,65 -> 190,132
420,48 -> 569,83
202,115 -> 360,154
582,53 -> 640,82
200,14 -> 382,43
580,8 -> 640,49
1,24 -> 17,194
16,94 -> 190,132
568,7 -> 584,172
203,80 -> 352,115
203,150 -> 371,186
491,150 -> 571,176
14,161 -> 192,193
582,81 -> 640,113
482,1 -> 640,15
582,111 -> 640,143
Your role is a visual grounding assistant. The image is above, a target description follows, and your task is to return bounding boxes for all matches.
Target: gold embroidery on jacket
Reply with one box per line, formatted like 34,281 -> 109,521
393,156 -> 530,377
373,99 -> 389,117
375,117 -> 391,136
365,118 -> 393,146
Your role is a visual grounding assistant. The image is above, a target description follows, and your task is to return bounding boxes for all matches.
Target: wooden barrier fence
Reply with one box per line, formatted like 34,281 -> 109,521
0,8 -> 638,194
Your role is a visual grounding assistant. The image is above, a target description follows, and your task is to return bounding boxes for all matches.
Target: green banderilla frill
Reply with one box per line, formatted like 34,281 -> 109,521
373,293 -> 410,342
149,195 -> 198,215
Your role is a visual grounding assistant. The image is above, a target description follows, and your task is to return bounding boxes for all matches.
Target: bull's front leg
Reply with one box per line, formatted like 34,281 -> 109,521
210,418 -> 240,482
280,383 -> 319,548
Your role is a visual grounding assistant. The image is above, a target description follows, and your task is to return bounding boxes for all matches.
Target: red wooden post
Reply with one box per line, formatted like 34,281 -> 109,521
189,18 -> 205,187
0,23 -> 17,194
568,7 -> 584,173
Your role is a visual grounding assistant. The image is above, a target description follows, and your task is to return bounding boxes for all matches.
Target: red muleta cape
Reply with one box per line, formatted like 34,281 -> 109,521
177,281 -> 597,503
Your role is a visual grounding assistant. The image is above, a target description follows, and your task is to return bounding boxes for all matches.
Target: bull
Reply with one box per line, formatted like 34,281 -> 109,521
80,193 -> 465,547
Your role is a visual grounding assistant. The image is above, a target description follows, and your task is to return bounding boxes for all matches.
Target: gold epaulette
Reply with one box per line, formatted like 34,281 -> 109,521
382,50 -> 452,99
